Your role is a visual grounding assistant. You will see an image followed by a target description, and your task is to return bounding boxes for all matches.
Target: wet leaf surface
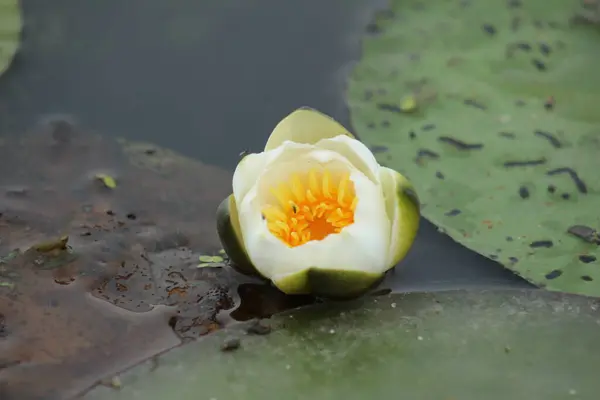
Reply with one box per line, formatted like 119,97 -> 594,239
0,119 -> 294,399
83,288 -> 600,400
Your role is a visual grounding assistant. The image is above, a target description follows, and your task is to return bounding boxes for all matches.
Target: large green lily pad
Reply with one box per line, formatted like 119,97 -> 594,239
83,288 -> 600,400
0,0 -> 21,76
348,0 -> 600,296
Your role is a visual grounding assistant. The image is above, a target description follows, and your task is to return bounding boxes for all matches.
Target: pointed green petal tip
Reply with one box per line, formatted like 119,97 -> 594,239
215,194 -> 260,277
273,268 -> 385,299
264,107 -> 355,151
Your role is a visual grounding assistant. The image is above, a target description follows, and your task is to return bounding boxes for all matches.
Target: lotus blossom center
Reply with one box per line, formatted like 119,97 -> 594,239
262,168 -> 358,247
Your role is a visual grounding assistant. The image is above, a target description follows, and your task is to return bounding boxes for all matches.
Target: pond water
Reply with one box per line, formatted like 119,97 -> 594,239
0,1 -> 533,399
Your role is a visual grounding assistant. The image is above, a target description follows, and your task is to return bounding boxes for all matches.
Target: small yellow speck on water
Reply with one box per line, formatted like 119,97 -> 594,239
95,173 -> 117,189
400,95 -> 417,112
261,168 -> 358,247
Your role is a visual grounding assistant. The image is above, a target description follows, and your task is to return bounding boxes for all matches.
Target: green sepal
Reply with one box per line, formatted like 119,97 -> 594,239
264,107 -> 355,151
273,268 -> 385,299
215,194 -> 260,277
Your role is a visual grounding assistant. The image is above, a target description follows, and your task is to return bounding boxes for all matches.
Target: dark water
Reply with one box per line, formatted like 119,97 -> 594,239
0,1 -> 533,398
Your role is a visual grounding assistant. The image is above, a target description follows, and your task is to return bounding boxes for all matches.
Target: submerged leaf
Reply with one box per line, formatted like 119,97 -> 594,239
348,0 -> 600,296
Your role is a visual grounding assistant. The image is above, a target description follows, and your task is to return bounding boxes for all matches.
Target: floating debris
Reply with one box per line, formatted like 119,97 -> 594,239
95,173 -> 117,189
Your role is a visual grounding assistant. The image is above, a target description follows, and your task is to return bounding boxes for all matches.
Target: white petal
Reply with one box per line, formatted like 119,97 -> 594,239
232,141 -> 313,205
314,135 -> 381,183
237,165 -> 390,281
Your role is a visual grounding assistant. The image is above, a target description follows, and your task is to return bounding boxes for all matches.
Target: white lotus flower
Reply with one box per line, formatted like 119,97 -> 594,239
216,107 -> 420,298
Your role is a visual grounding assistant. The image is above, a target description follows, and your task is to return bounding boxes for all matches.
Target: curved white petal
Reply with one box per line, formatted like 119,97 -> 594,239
232,141 -> 314,206
237,163 -> 390,281
314,135 -> 381,183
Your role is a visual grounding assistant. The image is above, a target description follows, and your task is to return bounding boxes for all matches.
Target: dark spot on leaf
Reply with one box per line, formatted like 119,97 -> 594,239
437,136 -> 483,150
367,122 -> 376,129
377,103 -> 402,113
534,130 -> 562,148
561,193 -> 570,200
516,42 -> 532,51
409,131 -> 416,139
507,0 -> 521,8
518,186 -> 530,199
511,16 -> 521,31
567,225 -> 600,245
463,99 -> 487,110
370,145 -> 389,154
544,97 -> 555,110
506,236 -> 514,241
539,42 -> 551,56
498,131 -> 516,139
530,240 -> 553,248
415,149 -> 440,164
503,158 -> 546,167
445,209 -> 461,217
532,59 -> 546,71
144,148 -> 156,155
579,255 -> 597,264
547,167 -> 587,194
544,269 -> 562,280
581,275 -> 593,282
381,120 -> 390,127
489,254 -> 498,260
547,184 -> 556,193
515,99 -> 526,107
509,257 -> 518,263
482,24 -> 496,35
548,21 -> 560,29
435,171 -> 445,179
422,124 -> 436,131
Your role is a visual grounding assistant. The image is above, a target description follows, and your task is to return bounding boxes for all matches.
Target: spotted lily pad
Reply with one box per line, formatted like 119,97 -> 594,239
348,0 -> 600,296
83,289 -> 600,400
0,0 -> 21,77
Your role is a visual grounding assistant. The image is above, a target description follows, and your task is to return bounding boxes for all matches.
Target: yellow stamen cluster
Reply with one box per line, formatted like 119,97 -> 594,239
262,168 -> 358,247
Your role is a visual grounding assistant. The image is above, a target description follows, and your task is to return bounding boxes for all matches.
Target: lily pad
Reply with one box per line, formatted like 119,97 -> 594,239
0,0 -> 21,77
348,0 -> 600,295
83,288 -> 600,400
